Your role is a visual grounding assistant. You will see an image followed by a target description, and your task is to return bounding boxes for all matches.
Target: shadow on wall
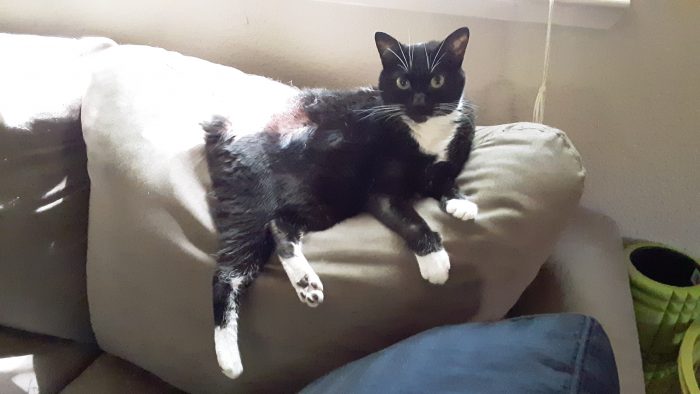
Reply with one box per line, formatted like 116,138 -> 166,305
472,78 -> 529,124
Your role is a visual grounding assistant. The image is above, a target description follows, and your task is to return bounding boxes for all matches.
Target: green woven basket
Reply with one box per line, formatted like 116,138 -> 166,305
627,242 -> 700,392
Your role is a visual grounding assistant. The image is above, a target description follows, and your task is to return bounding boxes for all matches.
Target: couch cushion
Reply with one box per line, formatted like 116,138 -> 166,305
0,326 -> 100,394
301,314 -> 619,394
511,208 -> 645,394
61,354 -> 182,394
0,33 -> 116,342
81,45 -> 585,393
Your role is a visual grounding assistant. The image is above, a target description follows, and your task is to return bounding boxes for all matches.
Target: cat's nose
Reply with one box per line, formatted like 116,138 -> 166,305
412,93 -> 426,106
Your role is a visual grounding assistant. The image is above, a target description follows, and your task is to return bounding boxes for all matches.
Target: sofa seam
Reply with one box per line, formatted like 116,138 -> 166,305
55,348 -> 103,393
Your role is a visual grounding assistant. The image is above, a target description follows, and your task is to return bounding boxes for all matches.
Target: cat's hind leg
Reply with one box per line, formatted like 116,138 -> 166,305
367,194 -> 450,285
212,268 -> 247,379
202,113 -> 278,378
270,220 -> 324,307
212,229 -> 274,379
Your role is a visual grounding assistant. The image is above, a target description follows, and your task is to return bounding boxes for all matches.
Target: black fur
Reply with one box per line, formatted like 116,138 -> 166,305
204,28 -> 475,374
375,27 -> 470,123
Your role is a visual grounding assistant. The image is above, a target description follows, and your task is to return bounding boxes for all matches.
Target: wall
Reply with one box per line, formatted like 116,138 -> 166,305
1,0 -> 698,255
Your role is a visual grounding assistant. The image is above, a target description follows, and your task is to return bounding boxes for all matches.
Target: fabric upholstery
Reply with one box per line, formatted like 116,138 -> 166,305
81,45 -> 585,393
511,207 -> 646,394
0,326 -> 100,394
301,314 -> 619,394
0,33 -> 116,342
61,354 -> 183,394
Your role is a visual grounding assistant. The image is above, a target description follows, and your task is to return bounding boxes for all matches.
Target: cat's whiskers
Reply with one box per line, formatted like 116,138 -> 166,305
398,44 -> 410,71
356,105 -> 405,121
430,40 -> 446,73
434,102 -> 460,116
431,52 -> 448,73
360,107 -> 403,116
359,111 -> 402,122
459,99 -> 478,115
437,103 -> 458,110
407,32 -> 414,69
374,111 -> 400,120
378,110 -> 405,122
424,44 -> 430,69
354,104 -> 403,113
385,48 -> 409,72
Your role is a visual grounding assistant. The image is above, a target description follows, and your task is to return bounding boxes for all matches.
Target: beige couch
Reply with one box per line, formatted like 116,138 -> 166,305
0,210 -> 644,393
0,33 -> 645,393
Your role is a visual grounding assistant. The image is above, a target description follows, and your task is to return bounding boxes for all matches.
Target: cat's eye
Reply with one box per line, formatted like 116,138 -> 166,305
430,75 -> 445,89
396,77 -> 411,90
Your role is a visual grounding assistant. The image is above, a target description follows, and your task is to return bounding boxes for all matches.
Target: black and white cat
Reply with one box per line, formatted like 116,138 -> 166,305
203,27 -> 477,379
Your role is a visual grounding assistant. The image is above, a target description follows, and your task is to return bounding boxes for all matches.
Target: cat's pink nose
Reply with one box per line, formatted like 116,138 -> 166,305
412,93 -> 426,106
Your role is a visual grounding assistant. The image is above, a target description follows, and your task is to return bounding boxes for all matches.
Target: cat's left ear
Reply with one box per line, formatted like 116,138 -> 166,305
375,32 -> 403,69
442,27 -> 470,67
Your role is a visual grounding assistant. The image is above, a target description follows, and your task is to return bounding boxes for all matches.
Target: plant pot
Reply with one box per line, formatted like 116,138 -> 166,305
627,242 -> 700,390
678,321 -> 700,394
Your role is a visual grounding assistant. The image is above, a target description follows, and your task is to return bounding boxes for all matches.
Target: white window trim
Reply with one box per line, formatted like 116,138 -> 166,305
313,0 -> 630,29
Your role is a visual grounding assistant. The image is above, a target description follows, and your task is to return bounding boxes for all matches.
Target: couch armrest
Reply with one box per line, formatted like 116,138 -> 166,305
510,207 -> 645,394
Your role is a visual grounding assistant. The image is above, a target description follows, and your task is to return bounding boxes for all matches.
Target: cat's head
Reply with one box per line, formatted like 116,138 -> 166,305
374,27 -> 470,123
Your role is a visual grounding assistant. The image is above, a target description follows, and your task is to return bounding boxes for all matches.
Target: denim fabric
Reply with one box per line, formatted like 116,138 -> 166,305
301,314 -> 619,394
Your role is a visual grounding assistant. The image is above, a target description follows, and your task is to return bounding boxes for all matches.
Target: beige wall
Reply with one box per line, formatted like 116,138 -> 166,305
2,0 -> 698,255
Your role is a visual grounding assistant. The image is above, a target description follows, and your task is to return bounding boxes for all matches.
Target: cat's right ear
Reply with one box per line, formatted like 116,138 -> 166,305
375,32 -> 402,69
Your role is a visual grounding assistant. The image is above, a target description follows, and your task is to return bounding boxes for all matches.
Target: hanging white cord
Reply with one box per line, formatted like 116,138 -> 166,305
533,0 -> 555,123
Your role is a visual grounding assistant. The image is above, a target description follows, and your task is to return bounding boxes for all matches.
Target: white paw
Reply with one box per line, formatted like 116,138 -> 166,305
214,326 -> 243,379
416,249 -> 450,285
445,198 -> 478,221
294,273 -> 325,308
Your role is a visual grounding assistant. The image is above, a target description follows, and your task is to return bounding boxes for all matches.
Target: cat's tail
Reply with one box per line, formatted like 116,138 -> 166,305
213,227 -> 274,379
201,114 -> 232,146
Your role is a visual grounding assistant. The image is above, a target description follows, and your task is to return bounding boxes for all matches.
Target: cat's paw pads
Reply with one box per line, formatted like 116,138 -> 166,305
295,274 -> 324,308
214,326 -> 243,379
416,249 -> 450,285
445,198 -> 478,221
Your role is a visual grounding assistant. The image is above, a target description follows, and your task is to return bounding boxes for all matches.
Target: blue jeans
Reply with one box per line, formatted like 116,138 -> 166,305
301,313 -> 619,394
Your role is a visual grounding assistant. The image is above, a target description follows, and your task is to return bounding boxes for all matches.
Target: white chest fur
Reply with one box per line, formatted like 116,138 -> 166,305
402,111 -> 459,161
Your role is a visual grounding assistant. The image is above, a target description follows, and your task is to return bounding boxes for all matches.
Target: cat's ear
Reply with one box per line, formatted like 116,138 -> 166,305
375,32 -> 403,69
442,27 -> 470,67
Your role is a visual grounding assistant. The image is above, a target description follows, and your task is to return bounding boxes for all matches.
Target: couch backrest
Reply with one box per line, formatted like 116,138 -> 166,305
0,33 -> 116,342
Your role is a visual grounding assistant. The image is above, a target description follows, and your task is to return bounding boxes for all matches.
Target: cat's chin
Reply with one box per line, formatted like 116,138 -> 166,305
407,114 -> 428,123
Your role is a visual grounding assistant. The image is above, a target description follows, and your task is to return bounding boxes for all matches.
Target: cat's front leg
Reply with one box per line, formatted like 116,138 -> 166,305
270,220 -> 324,307
440,187 -> 479,221
426,163 -> 478,221
367,194 -> 450,284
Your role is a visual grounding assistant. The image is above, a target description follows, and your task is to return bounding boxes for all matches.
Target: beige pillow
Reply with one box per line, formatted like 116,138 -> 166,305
82,45 -> 585,393
0,33 -> 115,342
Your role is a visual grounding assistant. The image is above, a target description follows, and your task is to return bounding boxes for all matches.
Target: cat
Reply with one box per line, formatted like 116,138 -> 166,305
202,27 -> 477,379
